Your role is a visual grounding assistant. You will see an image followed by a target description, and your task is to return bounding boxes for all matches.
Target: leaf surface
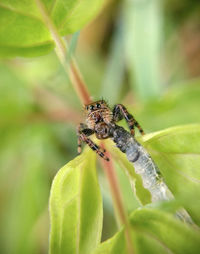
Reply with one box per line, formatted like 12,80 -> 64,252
131,209 -> 200,254
140,124 -> 200,225
0,0 -> 104,57
49,149 -> 103,254
108,140 -> 151,206
93,209 -> 200,254
107,141 -> 151,205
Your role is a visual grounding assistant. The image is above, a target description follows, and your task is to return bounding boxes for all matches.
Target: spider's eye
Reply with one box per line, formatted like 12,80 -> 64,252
86,106 -> 89,110
90,105 -> 94,110
96,103 -> 101,108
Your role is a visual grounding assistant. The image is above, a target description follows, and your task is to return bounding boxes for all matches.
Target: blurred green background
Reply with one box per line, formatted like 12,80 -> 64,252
0,0 -> 200,253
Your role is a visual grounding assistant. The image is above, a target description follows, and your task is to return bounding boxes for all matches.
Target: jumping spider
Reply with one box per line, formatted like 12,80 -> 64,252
77,100 -> 145,161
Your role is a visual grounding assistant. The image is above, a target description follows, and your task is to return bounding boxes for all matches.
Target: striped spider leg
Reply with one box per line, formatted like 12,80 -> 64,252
113,104 -> 145,136
77,123 -> 109,161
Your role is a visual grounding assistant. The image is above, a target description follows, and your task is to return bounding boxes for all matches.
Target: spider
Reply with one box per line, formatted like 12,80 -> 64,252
77,100 -> 145,161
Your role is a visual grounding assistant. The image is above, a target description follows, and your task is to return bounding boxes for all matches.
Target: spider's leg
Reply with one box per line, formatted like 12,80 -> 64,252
77,136 -> 82,154
77,123 -> 93,154
77,124 -> 108,160
78,130 -> 109,161
113,104 -> 145,136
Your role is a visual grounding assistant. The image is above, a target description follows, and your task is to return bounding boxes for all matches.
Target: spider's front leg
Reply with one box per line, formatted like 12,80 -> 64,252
113,104 -> 145,136
77,123 -> 93,154
77,123 -> 109,161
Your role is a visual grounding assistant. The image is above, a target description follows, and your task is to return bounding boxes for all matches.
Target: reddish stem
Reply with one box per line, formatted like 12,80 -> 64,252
69,60 -> 91,105
35,0 -> 91,105
101,146 -> 135,254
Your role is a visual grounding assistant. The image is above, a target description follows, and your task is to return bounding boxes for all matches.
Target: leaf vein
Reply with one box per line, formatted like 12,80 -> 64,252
49,0 -> 58,15
58,0 -> 82,31
135,228 -> 175,254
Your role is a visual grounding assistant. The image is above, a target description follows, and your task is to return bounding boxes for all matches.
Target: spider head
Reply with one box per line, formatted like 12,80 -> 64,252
84,100 -> 112,129
84,100 -> 109,114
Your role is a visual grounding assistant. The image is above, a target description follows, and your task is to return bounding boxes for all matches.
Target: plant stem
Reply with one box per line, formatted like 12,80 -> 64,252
101,146 -> 135,254
35,0 -> 91,105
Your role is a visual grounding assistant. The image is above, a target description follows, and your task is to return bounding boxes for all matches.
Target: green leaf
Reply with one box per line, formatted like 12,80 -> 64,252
131,209 -> 200,254
114,162 -> 141,213
93,231 -> 127,254
140,124 -> 200,225
0,0 -> 105,57
0,2 -> 54,57
93,208 -> 200,254
49,149 -> 103,254
51,0 -> 104,36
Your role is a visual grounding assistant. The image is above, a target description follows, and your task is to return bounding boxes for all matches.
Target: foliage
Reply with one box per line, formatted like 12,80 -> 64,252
0,0 -> 105,57
49,149 -> 102,254
49,125 -> 200,253
142,124 -> 200,226
0,0 -> 200,254
94,208 -> 200,254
